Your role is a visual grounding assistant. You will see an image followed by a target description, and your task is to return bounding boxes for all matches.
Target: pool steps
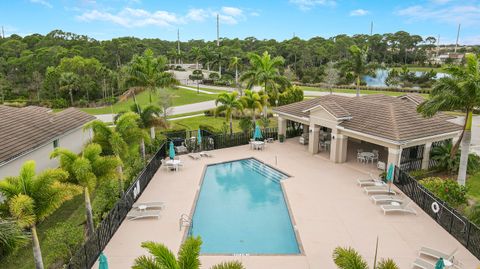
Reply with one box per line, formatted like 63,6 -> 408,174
239,159 -> 287,183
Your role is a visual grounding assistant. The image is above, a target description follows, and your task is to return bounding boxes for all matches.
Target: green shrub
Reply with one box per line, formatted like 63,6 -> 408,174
419,177 -> 468,208
430,141 -> 480,174
467,202 -> 480,226
239,117 -> 253,134
192,69 -> 203,75
44,221 -> 83,264
209,72 -> 220,80
277,86 -> 304,106
0,220 -> 29,259
93,180 -> 120,224
199,124 -> 220,134
409,169 -> 431,180
204,109 -> 215,116
51,98 -> 68,108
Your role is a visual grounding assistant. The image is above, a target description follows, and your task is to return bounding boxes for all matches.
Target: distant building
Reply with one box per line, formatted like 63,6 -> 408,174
0,106 -> 95,178
434,53 -> 464,64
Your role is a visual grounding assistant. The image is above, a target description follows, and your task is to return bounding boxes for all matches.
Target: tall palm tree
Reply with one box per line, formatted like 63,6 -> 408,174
241,90 -> 264,124
126,48 -> 179,104
59,72 -> 79,105
201,46 -> 214,71
0,161 -> 81,269
190,47 -> 201,69
417,53 -> 480,185
332,247 -> 399,269
230,56 -> 242,92
130,104 -> 167,139
132,236 -> 244,269
212,49 -> 227,77
215,92 -> 243,135
50,143 -> 120,239
342,45 -> 376,97
240,51 -> 291,100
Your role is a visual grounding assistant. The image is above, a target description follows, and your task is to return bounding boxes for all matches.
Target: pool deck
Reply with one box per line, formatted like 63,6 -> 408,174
99,139 -> 480,269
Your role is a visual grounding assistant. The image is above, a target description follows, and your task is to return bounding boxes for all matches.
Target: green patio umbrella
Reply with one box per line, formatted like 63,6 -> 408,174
435,258 -> 445,269
99,252 -> 108,269
253,124 -> 263,141
386,163 -> 395,192
169,141 -> 175,159
197,129 -> 202,151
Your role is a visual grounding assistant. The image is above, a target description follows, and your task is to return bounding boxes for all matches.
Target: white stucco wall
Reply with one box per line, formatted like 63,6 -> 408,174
0,127 -> 92,178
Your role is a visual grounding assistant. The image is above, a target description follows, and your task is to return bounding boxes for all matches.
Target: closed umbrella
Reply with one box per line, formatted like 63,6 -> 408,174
169,141 -> 175,159
386,163 -> 394,192
435,258 -> 445,269
253,124 -> 263,141
197,129 -> 202,151
98,252 -> 108,269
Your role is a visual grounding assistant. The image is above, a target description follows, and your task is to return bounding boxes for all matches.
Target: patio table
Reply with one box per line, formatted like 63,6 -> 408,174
166,159 -> 181,171
251,141 -> 265,150
359,152 -> 374,164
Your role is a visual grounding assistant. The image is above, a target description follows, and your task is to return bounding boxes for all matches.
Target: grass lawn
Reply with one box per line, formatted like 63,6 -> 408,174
299,86 -> 429,98
80,88 -> 219,115
467,172 -> 480,202
169,115 -> 278,133
0,195 -> 85,269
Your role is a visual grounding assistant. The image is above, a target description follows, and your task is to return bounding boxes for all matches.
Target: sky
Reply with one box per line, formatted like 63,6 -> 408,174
2,0 -> 480,45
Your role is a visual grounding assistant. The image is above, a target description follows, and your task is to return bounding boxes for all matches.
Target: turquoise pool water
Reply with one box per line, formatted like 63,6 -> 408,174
190,158 -> 300,254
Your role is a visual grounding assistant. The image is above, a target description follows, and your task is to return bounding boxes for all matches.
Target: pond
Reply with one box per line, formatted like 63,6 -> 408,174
363,69 -> 448,87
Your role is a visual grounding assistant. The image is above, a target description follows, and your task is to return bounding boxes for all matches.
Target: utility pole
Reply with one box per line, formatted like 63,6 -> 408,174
436,35 -> 440,57
216,14 -> 220,47
1,26 -> 4,38
454,24 -> 461,53
370,21 -> 373,35
177,28 -> 181,64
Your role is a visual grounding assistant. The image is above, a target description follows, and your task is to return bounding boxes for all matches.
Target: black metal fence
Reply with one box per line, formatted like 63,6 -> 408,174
66,143 -> 167,269
393,167 -> 480,260
400,144 -> 425,172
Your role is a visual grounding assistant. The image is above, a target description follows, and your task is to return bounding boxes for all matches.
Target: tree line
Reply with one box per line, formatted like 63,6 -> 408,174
1,29 -> 479,105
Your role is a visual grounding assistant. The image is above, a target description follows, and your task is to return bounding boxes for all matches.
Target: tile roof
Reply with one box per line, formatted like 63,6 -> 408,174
0,106 -> 95,165
274,94 -> 461,143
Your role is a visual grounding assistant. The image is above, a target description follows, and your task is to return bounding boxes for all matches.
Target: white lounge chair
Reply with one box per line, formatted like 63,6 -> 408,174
370,195 -> 403,204
175,145 -> 188,154
126,209 -> 161,221
132,202 -> 165,210
381,201 -> 417,215
419,246 -> 458,260
364,186 -> 397,195
161,159 -> 174,170
357,173 -> 385,186
412,258 -> 436,269
188,153 -> 201,160
199,151 -> 213,157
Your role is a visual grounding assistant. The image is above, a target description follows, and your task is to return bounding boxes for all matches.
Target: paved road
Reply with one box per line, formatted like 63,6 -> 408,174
94,100 -> 216,123
450,115 -> 480,155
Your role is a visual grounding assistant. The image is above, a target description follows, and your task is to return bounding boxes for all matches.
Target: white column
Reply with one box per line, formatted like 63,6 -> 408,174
308,124 -> 320,154
387,147 -> 402,167
331,133 -> 348,163
278,116 -> 287,139
421,142 -> 432,170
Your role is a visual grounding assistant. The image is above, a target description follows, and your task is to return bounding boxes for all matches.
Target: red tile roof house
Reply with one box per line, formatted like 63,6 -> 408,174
273,94 -> 462,171
0,105 -> 95,178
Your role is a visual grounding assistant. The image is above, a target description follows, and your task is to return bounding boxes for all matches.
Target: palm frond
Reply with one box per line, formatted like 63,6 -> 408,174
209,261 -> 245,269
376,258 -> 400,269
332,246 -> 368,269
178,236 -> 202,269
140,241 -> 179,269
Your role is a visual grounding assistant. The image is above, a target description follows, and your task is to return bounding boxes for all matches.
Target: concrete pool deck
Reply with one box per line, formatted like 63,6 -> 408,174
99,139 -> 480,268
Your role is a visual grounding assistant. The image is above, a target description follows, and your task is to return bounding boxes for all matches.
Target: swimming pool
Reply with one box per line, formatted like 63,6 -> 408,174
190,158 -> 300,255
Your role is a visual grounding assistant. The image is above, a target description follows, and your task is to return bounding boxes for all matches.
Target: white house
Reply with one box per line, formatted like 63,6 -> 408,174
0,105 -> 95,178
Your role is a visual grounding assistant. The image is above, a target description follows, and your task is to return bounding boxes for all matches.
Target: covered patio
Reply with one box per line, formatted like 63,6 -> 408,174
274,94 -> 462,172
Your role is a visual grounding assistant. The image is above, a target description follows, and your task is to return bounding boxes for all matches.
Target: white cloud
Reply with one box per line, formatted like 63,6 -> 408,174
221,7 -> 243,17
289,0 -> 336,11
396,4 -> 480,25
430,0 -> 452,4
185,8 -> 209,22
77,8 -> 182,28
350,9 -> 369,16
30,0 -> 53,8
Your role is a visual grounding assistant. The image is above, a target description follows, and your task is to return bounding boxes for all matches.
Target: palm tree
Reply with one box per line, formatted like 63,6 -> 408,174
241,90 -> 264,124
59,72 -> 79,105
342,45 -> 376,97
240,51 -> 291,100
332,247 -> 399,269
230,56 -> 242,93
131,104 -> 167,139
191,47 -> 201,69
50,143 -> 120,239
0,161 -> 81,269
215,92 -> 243,135
212,49 -> 227,77
126,48 -> 179,104
0,219 -> 28,259
201,46 -> 214,71
132,236 -> 244,269
417,53 -> 480,186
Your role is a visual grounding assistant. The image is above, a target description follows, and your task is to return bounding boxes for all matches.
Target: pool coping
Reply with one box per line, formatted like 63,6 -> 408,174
181,156 -> 305,257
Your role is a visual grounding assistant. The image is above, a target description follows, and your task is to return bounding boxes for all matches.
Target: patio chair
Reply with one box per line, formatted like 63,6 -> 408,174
132,202 -> 165,210
200,151 -> 213,157
188,153 -> 201,160
364,186 -> 397,195
175,145 -> 188,154
418,246 -> 458,260
371,150 -> 379,163
412,258 -> 436,269
370,195 -> 403,204
381,201 -> 417,215
161,159 -> 173,170
357,154 -> 366,163
126,209 -> 162,221
356,173 -> 385,186
377,161 -> 386,171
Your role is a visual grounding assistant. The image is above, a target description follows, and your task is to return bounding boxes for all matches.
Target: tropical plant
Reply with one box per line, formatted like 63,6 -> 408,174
0,161 -> 81,269
332,246 -> 400,269
130,104 -> 167,139
126,48 -> 178,103
241,89 -> 265,123
467,201 -> 480,226
132,236 -> 244,269
190,47 -> 201,69
418,53 -> 480,185
59,72 -> 80,105
0,219 -> 29,259
50,143 -> 120,238
215,92 -> 243,135
341,45 -> 376,97
324,61 -> 340,94
230,56 -> 242,88
239,117 -> 253,135
278,86 -> 304,106
212,49 -> 227,76
240,51 -> 291,99
430,141 -> 480,175
419,177 -> 468,208
44,221 -> 83,263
